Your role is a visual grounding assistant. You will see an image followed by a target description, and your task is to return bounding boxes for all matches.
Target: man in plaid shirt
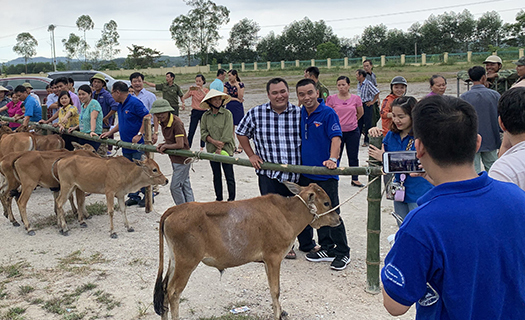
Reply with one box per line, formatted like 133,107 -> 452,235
356,69 -> 380,147
236,77 -> 318,257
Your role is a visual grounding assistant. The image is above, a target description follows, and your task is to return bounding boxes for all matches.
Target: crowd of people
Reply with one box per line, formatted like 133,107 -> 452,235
1,54 -> 525,317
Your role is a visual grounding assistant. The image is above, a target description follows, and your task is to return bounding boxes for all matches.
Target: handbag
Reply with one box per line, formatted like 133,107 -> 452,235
385,139 -> 413,201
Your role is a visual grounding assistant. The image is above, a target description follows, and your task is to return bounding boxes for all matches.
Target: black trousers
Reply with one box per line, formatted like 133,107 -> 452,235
187,109 -> 206,148
298,175 -> 350,257
210,161 -> 235,201
358,102 -> 373,144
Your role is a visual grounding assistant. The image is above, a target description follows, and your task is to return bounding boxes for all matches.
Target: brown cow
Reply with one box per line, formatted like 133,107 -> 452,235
0,132 -> 64,159
0,143 -> 99,235
55,156 -> 168,238
153,182 -> 341,320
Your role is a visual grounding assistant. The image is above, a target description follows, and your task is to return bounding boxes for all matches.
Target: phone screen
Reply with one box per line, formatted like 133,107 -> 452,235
383,151 -> 424,173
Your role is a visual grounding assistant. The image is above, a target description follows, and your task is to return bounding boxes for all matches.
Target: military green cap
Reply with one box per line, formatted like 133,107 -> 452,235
514,56 -> 525,66
150,99 -> 174,114
90,73 -> 107,84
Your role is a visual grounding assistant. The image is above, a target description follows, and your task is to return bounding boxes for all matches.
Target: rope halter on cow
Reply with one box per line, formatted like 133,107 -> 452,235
294,175 -> 380,224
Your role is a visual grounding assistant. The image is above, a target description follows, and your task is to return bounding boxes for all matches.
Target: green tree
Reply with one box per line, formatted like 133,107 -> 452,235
280,18 -> 339,60
96,20 -> 120,61
355,24 -> 388,57
502,10 -> 525,47
316,42 -> 341,59
475,11 -> 503,50
62,33 -> 84,68
226,18 -> 260,62
170,14 -> 196,66
76,14 -> 94,62
256,31 -> 286,62
184,0 -> 230,65
12,32 -> 38,73
125,44 -> 165,68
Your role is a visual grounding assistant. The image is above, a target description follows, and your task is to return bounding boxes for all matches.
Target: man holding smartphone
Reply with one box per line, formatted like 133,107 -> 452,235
381,95 -> 525,318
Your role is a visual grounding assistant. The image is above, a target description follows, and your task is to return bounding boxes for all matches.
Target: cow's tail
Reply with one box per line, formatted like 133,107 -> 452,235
153,216 -> 167,316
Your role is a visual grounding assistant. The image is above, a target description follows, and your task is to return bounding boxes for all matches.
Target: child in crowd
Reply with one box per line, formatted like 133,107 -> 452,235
40,91 -> 79,150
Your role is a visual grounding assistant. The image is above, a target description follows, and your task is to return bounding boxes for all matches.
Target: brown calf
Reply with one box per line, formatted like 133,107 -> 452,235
55,156 -> 168,238
153,182 -> 341,320
0,132 -> 64,159
0,143 -> 99,235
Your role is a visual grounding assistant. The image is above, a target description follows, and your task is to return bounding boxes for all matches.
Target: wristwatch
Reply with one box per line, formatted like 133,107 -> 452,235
329,157 -> 338,162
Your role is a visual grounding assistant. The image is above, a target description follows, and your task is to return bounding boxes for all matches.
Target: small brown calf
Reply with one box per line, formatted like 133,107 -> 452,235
153,182 -> 341,320
55,156 -> 168,238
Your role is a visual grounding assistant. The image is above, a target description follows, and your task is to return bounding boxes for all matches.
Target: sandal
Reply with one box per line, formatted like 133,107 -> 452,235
285,248 -> 297,260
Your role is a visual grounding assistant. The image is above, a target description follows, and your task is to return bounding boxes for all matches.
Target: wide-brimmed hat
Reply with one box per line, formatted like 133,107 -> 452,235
199,89 -> 231,110
22,82 -> 33,89
150,98 -> 174,114
90,73 -> 107,84
513,56 -> 525,66
483,55 -> 502,64
0,86 -> 8,92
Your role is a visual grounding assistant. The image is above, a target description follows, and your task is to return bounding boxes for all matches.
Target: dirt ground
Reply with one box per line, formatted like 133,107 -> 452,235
0,79 -> 460,320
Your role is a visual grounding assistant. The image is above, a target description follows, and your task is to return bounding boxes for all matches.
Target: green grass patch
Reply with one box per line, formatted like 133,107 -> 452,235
85,202 -> 118,216
94,291 -> 120,311
0,284 -> 7,300
18,286 -> 34,296
1,306 -> 26,320
0,262 -> 30,278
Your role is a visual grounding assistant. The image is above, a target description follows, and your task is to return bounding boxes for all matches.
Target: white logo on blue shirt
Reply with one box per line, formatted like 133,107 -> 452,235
331,123 -> 341,132
419,283 -> 440,307
384,263 -> 405,287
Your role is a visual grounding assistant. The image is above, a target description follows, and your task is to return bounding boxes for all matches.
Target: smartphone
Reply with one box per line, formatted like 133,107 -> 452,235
383,151 -> 424,174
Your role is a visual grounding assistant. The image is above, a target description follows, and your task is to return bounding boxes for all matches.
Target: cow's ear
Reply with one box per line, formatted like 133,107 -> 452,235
283,181 -> 302,195
307,192 -> 316,205
71,142 -> 81,149
133,159 -> 144,166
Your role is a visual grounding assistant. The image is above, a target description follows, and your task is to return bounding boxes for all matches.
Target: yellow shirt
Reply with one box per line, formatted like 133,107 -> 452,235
58,104 -> 79,128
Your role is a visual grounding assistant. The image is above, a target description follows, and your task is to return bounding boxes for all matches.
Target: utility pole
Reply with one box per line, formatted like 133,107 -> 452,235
48,25 -> 57,71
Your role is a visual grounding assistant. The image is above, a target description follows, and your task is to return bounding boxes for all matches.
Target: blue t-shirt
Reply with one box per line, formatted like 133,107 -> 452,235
383,131 -> 433,203
93,88 -> 119,129
301,99 -> 342,181
117,94 -> 149,154
210,78 -> 224,92
79,99 -> 103,134
23,95 -> 42,122
381,172 -> 525,319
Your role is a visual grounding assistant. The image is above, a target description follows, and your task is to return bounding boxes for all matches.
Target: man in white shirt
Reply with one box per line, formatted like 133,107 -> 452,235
488,87 -> 525,190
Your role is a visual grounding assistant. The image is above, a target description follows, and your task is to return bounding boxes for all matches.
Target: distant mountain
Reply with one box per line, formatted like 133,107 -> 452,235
5,55 -> 199,67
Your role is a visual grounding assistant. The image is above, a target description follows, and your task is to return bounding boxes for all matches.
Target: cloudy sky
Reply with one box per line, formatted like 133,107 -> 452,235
0,0 -> 523,63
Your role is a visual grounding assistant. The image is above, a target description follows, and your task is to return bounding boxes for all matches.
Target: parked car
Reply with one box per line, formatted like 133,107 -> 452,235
0,76 -> 52,104
47,71 -> 130,92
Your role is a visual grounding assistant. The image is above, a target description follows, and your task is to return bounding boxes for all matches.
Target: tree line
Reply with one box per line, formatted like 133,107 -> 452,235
8,1 -> 525,74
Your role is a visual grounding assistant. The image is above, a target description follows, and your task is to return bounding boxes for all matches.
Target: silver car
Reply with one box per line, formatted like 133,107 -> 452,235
47,70 -> 131,92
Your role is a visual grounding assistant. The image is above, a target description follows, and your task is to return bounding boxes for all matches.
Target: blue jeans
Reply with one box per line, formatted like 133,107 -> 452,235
123,151 -> 145,201
394,201 -> 418,226
340,128 -> 361,181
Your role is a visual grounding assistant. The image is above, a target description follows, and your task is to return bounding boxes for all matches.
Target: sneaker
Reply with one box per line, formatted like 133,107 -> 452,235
305,250 -> 335,262
125,198 -> 139,206
330,255 -> 350,271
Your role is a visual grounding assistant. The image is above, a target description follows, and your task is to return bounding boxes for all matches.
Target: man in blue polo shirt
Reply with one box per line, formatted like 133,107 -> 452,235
101,81 -> 150,206
381,95 -> 525,319
13,85 -> 41,126
296,78 -> 350,271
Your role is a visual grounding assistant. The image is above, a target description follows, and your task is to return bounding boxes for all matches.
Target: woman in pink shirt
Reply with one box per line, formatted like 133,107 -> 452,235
183,74 -> 210,150
326,76 -> 364,187
0,93 -> 23,130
